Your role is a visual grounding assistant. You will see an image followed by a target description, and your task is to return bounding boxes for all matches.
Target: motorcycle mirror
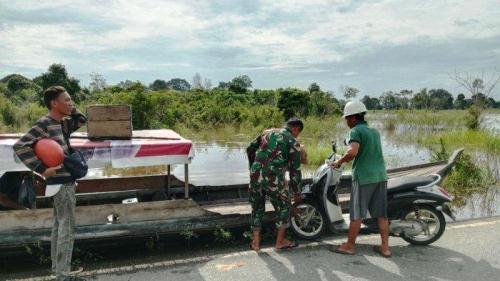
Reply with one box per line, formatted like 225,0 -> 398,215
332,141 -> 337,153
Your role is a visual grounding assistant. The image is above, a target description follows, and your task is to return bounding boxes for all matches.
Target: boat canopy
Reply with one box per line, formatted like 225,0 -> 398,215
0,129 -> 194,177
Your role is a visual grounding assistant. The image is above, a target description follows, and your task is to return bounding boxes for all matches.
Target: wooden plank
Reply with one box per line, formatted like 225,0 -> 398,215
86,105 -> 132,139
0,213 -> 276,248
0,199 -> 208,232
86,105 -> 131,121
87,120 -> 132,139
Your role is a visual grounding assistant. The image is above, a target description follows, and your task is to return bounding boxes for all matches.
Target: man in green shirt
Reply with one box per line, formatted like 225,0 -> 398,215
331,101 -> 391,258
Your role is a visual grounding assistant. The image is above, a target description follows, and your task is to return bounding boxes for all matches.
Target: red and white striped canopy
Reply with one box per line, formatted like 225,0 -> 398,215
0,129 -> 194,174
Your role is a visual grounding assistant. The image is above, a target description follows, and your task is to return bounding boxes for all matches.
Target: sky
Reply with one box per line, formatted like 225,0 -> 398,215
1,0 -> 499,99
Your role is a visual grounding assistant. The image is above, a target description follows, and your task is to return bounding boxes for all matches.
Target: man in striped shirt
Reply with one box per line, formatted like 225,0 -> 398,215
13,86 -> 86,281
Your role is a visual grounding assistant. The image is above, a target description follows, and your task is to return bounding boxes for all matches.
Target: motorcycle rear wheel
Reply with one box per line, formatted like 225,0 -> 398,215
400,205 -> 446,246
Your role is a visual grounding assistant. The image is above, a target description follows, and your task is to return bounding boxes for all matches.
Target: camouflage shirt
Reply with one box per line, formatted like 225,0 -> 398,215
247,128 -> 302,193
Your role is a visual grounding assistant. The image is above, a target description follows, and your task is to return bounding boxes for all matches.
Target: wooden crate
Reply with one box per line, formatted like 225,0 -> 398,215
87,105 -> 132,140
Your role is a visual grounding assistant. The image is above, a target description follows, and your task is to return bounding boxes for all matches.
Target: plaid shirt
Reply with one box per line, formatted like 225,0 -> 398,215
13,109 -> 87,185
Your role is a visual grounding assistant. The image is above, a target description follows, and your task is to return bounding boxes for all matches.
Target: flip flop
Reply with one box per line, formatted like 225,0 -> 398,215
276,241 -> 299,250
372,246 -> 392,258
249,242 -> 260,252
330,245 -> 355,255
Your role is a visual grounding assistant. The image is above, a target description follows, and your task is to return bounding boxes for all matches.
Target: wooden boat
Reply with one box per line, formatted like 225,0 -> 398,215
0,129 -> 463,249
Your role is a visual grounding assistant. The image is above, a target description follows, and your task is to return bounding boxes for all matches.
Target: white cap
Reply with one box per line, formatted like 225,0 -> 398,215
343,100 -> 367,118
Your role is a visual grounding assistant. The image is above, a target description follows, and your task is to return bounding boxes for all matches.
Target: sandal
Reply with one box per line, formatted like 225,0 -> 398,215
250,241 -> 260,252
372,246 -> 392,258
276,241 -> 299,250
330,244 -> 355,255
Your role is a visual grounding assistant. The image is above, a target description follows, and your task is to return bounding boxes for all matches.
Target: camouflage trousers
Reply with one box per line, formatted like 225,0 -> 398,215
249,172 -> 291,230
51,183 -> 76,281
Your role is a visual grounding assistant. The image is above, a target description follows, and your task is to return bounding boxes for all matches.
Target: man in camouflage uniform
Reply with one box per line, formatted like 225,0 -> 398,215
247,118 -> 303,251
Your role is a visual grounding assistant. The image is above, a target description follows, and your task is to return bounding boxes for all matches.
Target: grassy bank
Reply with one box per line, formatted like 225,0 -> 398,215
418,129 -> 500,155
369,109 -> 469,130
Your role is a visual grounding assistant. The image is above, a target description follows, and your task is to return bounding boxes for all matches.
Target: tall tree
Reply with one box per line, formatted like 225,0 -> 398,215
396,89 -> 413,109
89,72 -> 106,93
192,73 -> 203,89
277,88 -> 310,119
149,79 -> 168,91
33,64 -> 82,102
361,95 -> 380,110
203,78 -> 212,90
229,75 -> 252,94
117,80 -> 146,92
310,90 -> 341,116
451,70 -> 500,107
471,93 -> 488,108
454,93 -> 467,109
341,85 -> 359,101
3,74 -> 39,98
251,89 -> 278,106
166,78 -> 191,92
429,88 -> 453,110
411,88 -> 431,109
217,81 -> 231,89
308,82 -> 321,93
379,91 -> 397,110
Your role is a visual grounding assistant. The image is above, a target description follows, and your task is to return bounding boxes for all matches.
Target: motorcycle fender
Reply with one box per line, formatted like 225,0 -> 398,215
439,203 -> 456,221
392,192 -> 449,205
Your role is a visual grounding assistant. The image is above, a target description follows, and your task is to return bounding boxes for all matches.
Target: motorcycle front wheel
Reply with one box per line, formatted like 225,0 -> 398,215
290,201 -> 326,240
400,205 -> 446,246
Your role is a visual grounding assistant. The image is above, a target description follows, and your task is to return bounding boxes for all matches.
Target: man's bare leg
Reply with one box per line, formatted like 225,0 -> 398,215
377,217 -> 391,256
251,229 -> 261,251
275,226 -> 296,249
336,219 -> 362,254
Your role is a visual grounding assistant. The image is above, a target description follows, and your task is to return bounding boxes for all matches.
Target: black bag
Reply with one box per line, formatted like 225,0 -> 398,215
61,118 -> 88,180
64,150 -> 88,180
17,174 -> 36,208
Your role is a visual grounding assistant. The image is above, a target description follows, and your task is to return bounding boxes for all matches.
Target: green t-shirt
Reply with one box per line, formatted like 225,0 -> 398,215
348,121 -> 387,185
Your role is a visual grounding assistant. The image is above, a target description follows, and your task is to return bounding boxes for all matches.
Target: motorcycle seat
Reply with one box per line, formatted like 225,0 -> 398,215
387,176 -> 435,193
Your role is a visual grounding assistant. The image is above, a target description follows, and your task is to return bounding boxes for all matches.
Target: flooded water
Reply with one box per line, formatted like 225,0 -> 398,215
177,142 -> 249,186
175,137 -> 432,186
482,113 -> 500,133
452,184 -> 500,220
86,112 -> 500,221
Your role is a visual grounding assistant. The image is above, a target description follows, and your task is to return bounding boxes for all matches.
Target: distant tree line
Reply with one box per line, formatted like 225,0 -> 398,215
0,64 -> 499,132
0,64 -> 341,130
359,88 -> 499,110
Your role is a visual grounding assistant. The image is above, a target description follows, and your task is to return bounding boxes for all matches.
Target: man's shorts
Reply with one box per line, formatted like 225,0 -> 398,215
349,180 -> 388,220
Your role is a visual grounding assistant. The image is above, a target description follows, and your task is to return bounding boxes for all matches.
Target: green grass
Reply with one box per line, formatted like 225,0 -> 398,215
417,129 -> 500,155
303,144 -> 332,166
443,153 -> 496,207
368,109 -> 469,131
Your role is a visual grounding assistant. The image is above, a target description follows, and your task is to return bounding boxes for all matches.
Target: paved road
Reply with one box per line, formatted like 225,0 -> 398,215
6,216 -> 500,281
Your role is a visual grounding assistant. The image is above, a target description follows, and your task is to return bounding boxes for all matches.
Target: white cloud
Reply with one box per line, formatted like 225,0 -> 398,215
110,63 -> 144,71
0,0 -> 499,80
0,24 -> 79,69
221,0 -> 500,70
